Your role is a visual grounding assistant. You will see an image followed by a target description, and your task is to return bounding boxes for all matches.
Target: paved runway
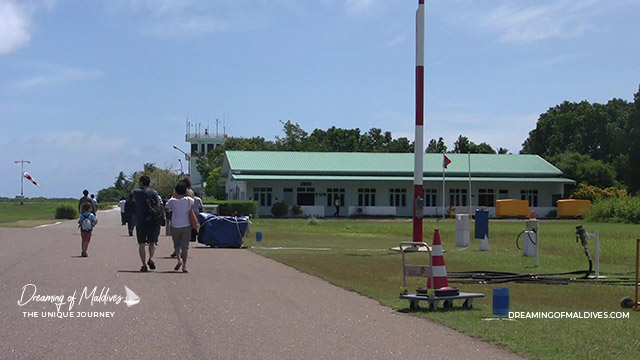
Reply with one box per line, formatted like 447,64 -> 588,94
0,208 -> 523,359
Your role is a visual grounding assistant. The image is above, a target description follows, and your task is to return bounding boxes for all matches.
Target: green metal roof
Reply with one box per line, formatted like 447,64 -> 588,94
222,151 -> 565,178
231,174 -> 574,184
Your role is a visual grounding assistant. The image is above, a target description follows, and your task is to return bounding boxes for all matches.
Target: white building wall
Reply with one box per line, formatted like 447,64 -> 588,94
234,179 -> 566,218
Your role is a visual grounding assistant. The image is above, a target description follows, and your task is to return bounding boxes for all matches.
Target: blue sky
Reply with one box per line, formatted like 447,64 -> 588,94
1,0 -> 639,198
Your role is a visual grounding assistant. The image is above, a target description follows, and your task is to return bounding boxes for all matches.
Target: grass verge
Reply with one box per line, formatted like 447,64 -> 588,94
249,218 -> 640,360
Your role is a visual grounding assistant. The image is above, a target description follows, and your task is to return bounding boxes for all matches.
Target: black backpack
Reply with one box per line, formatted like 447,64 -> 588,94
145,194 -> 165,227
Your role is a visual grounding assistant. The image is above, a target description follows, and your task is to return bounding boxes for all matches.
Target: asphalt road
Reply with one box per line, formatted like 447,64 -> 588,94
0,208 -> 523,359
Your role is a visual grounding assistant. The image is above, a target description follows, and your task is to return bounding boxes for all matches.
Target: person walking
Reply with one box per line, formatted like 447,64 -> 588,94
90,194 -> 98,215
333,197 -> 340,217
125,193 -> 136,236
118,197 -> 126,225
77,202 -> 97,257
165,182 -> 194,273
164,198 -> 172,236
78,190 -> 96,215
133,175 -> 161,272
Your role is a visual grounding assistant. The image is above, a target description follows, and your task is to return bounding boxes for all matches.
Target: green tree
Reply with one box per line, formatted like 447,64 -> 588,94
497,147 -> 509,154
275,120 -> 308,151
628,86 -> 640,192
548,152 -> 618,188
474,142 -> 496,154
205,167 -> 226,199
426,137 -> 447,153
114,171 -> 127,190
453,135 -> 472,153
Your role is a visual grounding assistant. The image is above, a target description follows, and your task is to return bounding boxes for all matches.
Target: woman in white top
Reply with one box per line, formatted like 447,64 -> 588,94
165,182 -> 194,273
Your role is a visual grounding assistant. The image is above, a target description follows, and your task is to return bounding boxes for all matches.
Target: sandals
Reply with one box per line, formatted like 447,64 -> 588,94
182,268 -> 189,273
140,266 -> 148,272
147,259 -> 156,270
174,262 -> 182,271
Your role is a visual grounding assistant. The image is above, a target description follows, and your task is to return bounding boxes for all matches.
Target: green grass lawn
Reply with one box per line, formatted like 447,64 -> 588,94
0,201 -> 76,226
249,218 -> 640,360
0,200 -> 116,227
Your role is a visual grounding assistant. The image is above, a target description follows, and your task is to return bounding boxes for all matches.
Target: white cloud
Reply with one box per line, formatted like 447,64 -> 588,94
386,32 -> 407,47
33,131 -> 127,154
0,1 -> 31,54
345,0 -> 374,15
0,0 -> 55,54
12,65 -> 103,90
461,0 -> 638,44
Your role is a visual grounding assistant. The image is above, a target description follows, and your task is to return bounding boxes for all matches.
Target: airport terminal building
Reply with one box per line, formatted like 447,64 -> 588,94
220,151 -> 574,218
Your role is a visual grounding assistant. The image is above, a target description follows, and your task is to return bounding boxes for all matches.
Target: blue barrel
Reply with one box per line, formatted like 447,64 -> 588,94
493,288 -> 510,317
475,209 -> 489,239
256,232 -> 263,243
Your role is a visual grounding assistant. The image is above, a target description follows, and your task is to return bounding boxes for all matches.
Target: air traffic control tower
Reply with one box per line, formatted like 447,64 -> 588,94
184,119 -> 227,193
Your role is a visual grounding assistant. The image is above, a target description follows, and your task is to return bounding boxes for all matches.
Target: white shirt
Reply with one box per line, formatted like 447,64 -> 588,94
118,200 -> 126,213
165,196 -> 194,228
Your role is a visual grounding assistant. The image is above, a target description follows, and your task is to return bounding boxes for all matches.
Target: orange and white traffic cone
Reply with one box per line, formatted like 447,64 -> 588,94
427,229 -> 451,290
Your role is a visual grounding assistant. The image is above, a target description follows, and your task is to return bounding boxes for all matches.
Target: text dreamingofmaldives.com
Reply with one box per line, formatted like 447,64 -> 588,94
509,311 -> 629,319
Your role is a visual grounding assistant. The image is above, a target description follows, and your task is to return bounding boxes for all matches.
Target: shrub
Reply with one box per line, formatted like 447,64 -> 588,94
291,204 -> 303,216
202,200 -> 258,217
270,202 -> 289,217
570,184 -> 627,202
307,216 -> 319,225
584,197 -> 640,224
55,204 -> 77,219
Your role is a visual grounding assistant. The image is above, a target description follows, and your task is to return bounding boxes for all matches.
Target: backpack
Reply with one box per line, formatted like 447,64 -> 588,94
80,214 -> 93,232
146,195 -> 165,227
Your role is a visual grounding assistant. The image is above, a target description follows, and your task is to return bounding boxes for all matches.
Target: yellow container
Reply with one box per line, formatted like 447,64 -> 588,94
557,199 -> 591,218
496,199 -> 529,218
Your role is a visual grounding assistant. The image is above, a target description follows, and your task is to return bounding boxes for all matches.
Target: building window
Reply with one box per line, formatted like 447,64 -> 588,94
424,189 -> 437,207
358,188 -> 376,206
191,143 -> 198,155
449,189 -> 467,207
327,188 -> 345,206
498,189 -> 509,199
207,144 -> 214,153
389,189 -> 407,207
297,187 -> 315,206
521,189 -> 538,207
253,187 -> 272,207
478,189 -> 495,207
552,194 -> 562,207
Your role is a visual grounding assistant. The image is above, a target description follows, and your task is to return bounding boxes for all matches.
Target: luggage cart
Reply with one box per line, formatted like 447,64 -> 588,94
620,238 -> 640,309
398,242 -> 484,311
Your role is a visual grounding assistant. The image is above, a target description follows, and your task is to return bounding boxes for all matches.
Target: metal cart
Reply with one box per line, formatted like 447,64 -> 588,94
398,242 -> 485,311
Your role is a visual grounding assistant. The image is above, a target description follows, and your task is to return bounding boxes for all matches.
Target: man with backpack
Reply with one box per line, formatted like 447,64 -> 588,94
78,189 -> 96,215
133,175 -> 162,272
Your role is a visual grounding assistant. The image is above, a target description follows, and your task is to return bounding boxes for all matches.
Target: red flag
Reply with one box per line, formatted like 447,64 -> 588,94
443,154 -> 451,169
23,172 -> 39,186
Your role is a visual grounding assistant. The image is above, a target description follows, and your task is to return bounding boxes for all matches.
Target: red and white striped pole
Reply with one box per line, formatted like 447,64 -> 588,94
413,0 -> 425,243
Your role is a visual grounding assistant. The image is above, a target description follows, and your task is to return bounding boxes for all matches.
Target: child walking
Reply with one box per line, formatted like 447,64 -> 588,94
78,202 -> 98,257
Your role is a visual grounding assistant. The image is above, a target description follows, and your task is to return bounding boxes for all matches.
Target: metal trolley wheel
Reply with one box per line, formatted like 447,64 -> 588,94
620,297 -> 634,309
462,299 -> 473,310
442,300 -> 453,309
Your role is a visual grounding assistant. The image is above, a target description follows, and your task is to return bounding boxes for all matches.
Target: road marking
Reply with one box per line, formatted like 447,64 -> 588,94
35,222 -> 61,229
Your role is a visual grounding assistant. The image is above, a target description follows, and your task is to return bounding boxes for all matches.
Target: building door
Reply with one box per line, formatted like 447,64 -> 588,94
283,188 -> 294,205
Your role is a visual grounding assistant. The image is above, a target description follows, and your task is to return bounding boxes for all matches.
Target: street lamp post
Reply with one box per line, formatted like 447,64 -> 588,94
173,145 -> 191,177
178,158 -> 183,174
14,159 -> 31,205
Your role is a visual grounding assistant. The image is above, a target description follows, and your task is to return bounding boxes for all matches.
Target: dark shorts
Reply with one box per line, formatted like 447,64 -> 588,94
136,225 -> 160,245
